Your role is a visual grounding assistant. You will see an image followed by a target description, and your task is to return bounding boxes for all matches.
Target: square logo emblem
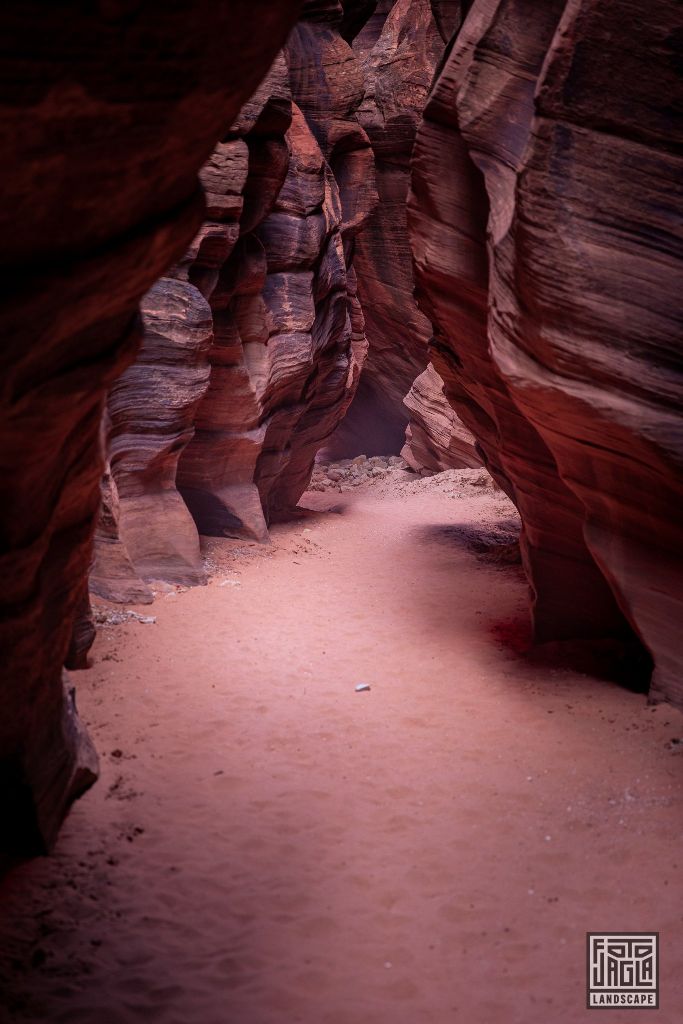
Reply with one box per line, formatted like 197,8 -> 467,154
587,933 -> 659,1009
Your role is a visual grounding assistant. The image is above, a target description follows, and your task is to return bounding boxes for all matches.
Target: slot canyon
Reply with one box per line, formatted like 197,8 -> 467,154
0,1 -> 681,1021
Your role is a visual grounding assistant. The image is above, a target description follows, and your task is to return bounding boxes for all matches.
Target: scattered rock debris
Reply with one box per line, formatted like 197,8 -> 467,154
93,608 -> 156,627
308,457 -> 501,500
308,454 -> 407,492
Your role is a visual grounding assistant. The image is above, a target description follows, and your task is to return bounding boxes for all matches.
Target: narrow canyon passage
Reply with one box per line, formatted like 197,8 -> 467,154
1,475 -> 681,1024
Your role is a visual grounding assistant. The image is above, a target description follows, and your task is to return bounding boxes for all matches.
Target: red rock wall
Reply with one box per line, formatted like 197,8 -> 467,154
409,0 -> 682,701
260,1 -> 380,516
91,279 -> 213,602
329,0 -> 464,458
487,0 -> 683,706
401,364 -> 481,473
89,59 -> 297,600
107,56 -> 294,552
177,23 -> 375,540
4,0 -> 679,873
85,7 -> 379,624
253,104 -> 364,524
106,4 -> 379,548
90,455 -> 156,607
0,1 -> 300,862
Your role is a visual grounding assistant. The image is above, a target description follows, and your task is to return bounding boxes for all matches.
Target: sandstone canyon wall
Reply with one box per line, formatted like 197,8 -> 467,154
89,279 -> 213,605
178,6 -> 379,543
488,0 -> 683,707
408,0 -> 682,703
0,1 -> 301,863
401,364 -> 480,473
2,0 -> 681,873
324,0 -> 478,471
328,0 -> 481,465
90,2 -> 379,611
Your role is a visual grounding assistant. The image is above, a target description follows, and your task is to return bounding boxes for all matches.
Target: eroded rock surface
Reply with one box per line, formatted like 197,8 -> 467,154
91,4 -> 380,601
409,0 -> 681,702
178,87 -> 370,540
4,0 -> 680,875
173,7 -> 379,541
0,0 -> 300,861
91,4 -> 380,592
91,280 -> 213,602
402,364 -> 481,473
488,0 -> 683,706
329,0 -> 459,457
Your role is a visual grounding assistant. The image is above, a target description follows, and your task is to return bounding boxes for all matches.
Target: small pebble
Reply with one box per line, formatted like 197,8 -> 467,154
355,683 -> 371,692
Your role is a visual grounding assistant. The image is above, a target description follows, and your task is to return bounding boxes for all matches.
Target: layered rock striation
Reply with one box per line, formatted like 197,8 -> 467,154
4,0 -> 680,875
0,0 -> 300,861
174,57 -> 295,543
409,0 -> 682,702
329,0 -> 463,458
488,0 -> 683,706
91,280 -> 213,603
99,2 -> 379,563
178,16 -> 377,540
401,364 -> 481,473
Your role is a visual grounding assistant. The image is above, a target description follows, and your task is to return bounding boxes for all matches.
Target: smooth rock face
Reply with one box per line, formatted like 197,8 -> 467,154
90,460 -> 154,607
401,364 -> 481,472
64,586 -> 97,673
89,59 -> 297,640
328,0 -> 458,458
254,105 -> 362,525
409,0 -> 682,702
177,7 -> 378,540
486,0 -> 683,707
172,57 -> 293,544
91,279 -> 213,602
94,3 -> 379,573
409,0 -> 632,649
0,0 -> 300,861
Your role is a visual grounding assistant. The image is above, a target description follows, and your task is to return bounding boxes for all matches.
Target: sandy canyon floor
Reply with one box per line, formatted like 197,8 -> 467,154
1,466 -> 681,1024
